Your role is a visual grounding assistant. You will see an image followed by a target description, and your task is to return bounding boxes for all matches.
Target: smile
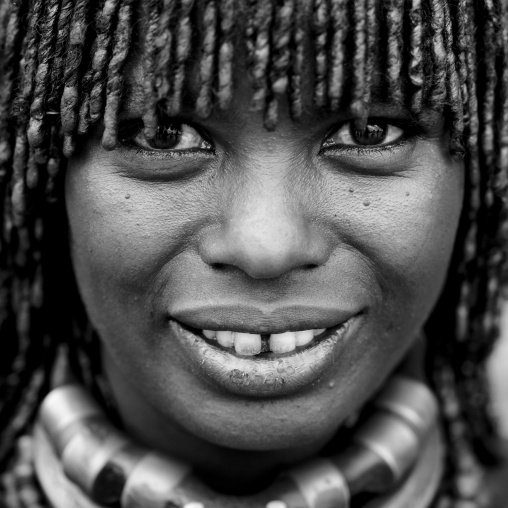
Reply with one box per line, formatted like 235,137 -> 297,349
170,315 -> 361,397
200,327 -> 333,355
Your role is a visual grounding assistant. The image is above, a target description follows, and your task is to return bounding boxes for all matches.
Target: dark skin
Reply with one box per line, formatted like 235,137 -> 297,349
65,48 -> 464,490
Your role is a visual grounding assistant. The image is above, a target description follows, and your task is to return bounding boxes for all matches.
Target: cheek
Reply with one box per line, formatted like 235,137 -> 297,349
64,153 -> 208,330
366,183 -> 460,284
317,156 -> 464,407
335,154 -> 464,329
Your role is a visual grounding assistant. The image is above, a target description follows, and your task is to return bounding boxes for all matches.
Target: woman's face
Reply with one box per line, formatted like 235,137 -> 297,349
65,56 -> 464,466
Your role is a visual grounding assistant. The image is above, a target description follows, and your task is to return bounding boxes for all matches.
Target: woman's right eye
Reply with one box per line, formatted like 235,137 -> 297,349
119,120 -> 213,154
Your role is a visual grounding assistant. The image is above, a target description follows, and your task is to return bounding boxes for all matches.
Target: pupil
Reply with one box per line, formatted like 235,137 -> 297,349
352,123 -> 387,146
149,124 -> 181,149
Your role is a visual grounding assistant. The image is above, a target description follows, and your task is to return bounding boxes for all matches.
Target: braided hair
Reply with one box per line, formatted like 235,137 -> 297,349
0,0 -> 508,505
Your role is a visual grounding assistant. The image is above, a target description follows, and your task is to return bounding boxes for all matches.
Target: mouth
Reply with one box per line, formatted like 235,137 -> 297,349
185,325 -> 338,356
170,316 -> 360,397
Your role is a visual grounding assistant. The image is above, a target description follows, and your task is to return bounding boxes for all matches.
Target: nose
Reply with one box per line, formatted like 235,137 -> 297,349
199,178 -> 331,279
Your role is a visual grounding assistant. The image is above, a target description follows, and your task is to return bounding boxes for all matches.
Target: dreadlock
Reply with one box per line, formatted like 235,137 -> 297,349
328,0 -> 349,111
386,0 -> 404,106
289,0 -> 306,118
409,0 -> 424,115
79,0 -> 123,135
101,0 -> 136,149
217,0 -> 235,110
60,0 -> 90,157
195,0 -> 218,118
362,0 -> 379,117
429,0 -> 448,109
166,0 -> 195,117
350,0 -> 367,122
312,0 -> 329,109
265,0 -> 294,129
1,1 -> 508,506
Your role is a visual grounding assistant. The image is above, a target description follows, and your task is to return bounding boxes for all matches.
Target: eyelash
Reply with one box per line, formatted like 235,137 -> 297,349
116,118 -> 422,159
320,119 -> 422,155
117,119 -> 215,159
322,138 -> 412,158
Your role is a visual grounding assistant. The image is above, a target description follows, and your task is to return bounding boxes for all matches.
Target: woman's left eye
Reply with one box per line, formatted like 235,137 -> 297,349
119,120 -> 213,153
322,121 -> 405,149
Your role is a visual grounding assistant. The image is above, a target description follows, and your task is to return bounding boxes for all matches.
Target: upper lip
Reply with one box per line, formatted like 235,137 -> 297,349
169,304 -> 362,334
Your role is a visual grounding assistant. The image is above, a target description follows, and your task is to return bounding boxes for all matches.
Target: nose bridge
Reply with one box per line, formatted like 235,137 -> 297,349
199,163 -> 331,279
231,172 -> 300,249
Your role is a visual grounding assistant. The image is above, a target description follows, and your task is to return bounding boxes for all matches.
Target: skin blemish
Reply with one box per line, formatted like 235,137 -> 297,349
125,193 -> 130,199
349,188 -> 354,193
262,374 -> 274,385
406,192 -> 410,196
230,369 -> 250,386
363,200 -> 370,207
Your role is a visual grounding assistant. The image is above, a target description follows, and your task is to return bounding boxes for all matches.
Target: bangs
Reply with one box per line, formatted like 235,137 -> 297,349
2,0 -> 494,158
130,0 -> 449,131
83,0 -> 470,153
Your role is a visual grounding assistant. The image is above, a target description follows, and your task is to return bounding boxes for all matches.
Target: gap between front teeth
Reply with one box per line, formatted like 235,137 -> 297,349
202,328 -> 327,356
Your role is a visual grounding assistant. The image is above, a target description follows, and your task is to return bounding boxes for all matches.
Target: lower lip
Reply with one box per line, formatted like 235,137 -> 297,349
170,319 -> 357,397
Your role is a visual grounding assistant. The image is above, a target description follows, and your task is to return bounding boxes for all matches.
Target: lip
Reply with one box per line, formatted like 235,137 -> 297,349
170,304 -> 359,334
170,314 -> 361,397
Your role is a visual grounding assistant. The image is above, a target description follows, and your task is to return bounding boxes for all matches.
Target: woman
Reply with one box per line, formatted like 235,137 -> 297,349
0,0 -> 507,506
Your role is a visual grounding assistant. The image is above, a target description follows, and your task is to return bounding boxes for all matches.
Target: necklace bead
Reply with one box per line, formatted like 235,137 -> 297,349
266,502 -> 288,508
121,453 -> 191,508
284,459 -> 349,508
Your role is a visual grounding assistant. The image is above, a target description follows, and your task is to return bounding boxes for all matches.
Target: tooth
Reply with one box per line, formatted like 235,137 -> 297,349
234,333 -> 262,356
313,328 -> 326,337
203,330 -> 216,340
295,330 -> 314,346
216,331 -> 234,348
269,332 -> 296,353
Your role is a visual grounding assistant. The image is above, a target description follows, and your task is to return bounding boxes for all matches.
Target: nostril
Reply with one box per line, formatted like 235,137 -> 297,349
210,261 -> 320,274
210,262 -> 228,270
